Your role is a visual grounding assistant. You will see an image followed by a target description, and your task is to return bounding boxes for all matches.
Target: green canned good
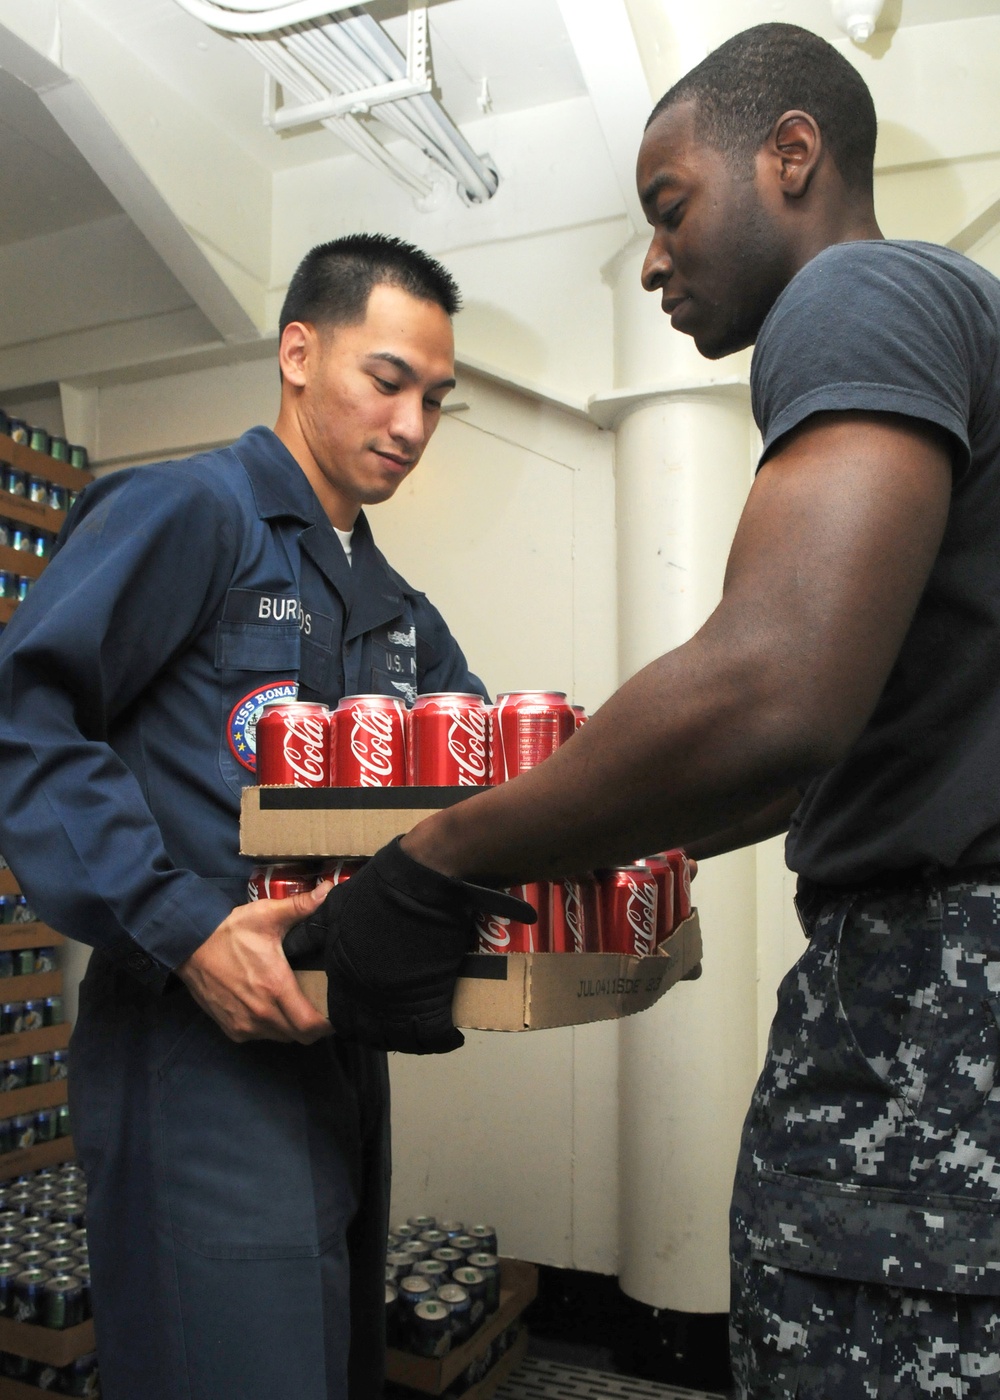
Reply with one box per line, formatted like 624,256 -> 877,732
466,1252 -> 500,1313
0,1257 -> 20,1315
56,1103 -> 71,1138
1,1003 -> 25,1035
0,1059 -> 27,1092
48,436 -> 68,462
42,1273 -> 83,1329
43,995 -> 63,1027
34,1109 -> 57,1144
60,1348 -> 99,1396
410,1299 -> 452,1358
14,948 -> 35,977
28,428 -> 50,456
11,1266 -> 50,1322
68,445 -> 88,471
12,1115 -> 35,1150
29,1054 -> 50,1086
72,1263 -> 91,1320
19,1001 -> 44,1032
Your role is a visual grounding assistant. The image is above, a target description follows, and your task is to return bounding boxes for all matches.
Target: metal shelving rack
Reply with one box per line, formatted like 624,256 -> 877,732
0,433 -> 96,1395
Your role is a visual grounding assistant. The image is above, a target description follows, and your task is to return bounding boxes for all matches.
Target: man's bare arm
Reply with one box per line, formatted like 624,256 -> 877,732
403,412 -> 952,882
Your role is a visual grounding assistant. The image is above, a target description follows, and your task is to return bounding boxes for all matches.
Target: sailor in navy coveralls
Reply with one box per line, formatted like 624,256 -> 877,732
0,236 -> 483,1399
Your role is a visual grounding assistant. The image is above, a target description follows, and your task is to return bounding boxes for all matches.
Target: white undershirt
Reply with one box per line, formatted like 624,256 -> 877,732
334,525 -> 354,566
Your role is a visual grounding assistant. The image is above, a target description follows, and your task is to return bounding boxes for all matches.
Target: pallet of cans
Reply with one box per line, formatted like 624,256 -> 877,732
241,691 -> 703,1031
0,1162 -> 96,1388
384,1213 -> 535,1397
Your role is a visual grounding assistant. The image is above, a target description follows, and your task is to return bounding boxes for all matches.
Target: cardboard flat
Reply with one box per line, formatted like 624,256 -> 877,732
386,1257 -> 536,1395
240,785 -> 479,859
248,785 -> 704,1032
296,909 -> 702,1033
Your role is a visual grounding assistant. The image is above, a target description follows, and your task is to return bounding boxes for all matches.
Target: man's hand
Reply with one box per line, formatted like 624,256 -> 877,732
287,838 -> 535,1055
176,884 -> 334,1044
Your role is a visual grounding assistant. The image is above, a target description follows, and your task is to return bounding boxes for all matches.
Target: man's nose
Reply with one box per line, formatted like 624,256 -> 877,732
390,392 -> 425,449
641,239 -> 673,291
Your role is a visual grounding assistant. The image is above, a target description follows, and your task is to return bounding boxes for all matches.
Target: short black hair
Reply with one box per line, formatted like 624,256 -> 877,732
647,23 -> 877,193
279,233 -> 461,336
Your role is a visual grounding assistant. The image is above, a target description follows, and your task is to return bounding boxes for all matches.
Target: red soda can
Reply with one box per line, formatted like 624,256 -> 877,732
317,858 -> 366,886
333,695 -> 407,787
639,855 -> 676,944
598,866 -> 658,957
476,883 -> 549,953
485,705 -> 498,784
409,694 -> 489,787
550,880 -> 586,953
256,701 -> 330,787
663,850 -> 692,925
572,705 -> 587,730
579,875 -> 604,951
247,863 -> 317,901
490,692 -> 575,785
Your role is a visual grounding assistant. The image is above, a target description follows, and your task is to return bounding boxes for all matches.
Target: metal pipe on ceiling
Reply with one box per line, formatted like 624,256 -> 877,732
173,0 -> 499,205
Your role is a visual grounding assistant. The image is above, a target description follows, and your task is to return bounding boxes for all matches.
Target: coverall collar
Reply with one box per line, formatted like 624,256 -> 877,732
232,426 -> 408,639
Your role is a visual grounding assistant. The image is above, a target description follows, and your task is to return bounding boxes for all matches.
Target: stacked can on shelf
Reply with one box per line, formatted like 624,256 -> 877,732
384,1212 -> 502,1360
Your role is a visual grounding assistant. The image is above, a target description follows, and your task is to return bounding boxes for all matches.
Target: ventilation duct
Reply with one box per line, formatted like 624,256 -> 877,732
172,0 -> 500,205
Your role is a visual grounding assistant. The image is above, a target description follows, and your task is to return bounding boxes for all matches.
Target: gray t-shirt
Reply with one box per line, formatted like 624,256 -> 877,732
751,239 -> 1000,884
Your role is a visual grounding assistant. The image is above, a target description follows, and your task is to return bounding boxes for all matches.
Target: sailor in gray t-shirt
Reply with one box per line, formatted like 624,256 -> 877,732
294,24 -> 1000,1400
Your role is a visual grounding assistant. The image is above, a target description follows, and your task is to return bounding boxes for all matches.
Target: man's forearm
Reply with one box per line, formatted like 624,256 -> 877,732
402,628 -> 815,884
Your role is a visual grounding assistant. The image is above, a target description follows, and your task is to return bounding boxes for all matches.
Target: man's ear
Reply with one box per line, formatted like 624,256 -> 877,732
764,110 -> 823,200
278,321 -> 313,388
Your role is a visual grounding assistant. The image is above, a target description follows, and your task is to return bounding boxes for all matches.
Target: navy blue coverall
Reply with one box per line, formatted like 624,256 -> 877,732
0,426 -> 485,1400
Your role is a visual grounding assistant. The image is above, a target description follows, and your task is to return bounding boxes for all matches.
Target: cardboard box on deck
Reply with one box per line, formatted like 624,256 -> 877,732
242,786 -> 703,1033
386,1257 -> 536,1397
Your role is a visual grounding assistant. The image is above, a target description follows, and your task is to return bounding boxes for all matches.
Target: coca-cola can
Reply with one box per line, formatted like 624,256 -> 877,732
476,883 -> 549,953
490,692 -> 575,785
571,705 -> 587,729
257,702 -> 330,787
575,875 -> 604,952
247,864 -> 318,901
661,850 -> 692,925
598,865 -> 658,957
409,694 -> 489,787
317,858 -> 366,887
332,695 -> 407,787
639,855 -> 676,944
549,880 -> 586,953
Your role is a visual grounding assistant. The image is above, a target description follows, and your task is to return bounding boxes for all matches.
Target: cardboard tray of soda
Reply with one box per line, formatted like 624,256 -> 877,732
386,1257 -> 536,1396
242,786 -> 704,1033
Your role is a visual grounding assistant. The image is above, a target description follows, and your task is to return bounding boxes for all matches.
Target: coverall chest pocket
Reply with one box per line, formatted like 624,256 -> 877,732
214,622 -> 300,795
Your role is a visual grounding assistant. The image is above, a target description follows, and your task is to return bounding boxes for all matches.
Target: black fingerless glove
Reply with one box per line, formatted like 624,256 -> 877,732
283,838 -> 536,1054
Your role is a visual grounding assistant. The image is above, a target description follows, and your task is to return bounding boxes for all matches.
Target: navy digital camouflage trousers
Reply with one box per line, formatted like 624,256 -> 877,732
731,873 -> 1000,1398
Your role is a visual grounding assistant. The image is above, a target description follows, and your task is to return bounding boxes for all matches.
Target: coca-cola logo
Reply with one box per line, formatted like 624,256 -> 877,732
563,884 -> 585,954
282,714 -> 326,787
447,709 -> 488,786
625,876 -> 657,955
476,910 -> 511,952
350,705 -> 398,787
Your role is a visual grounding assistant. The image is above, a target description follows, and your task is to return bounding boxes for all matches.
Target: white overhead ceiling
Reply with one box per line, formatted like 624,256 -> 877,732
1,0 -> 1000,401
0,64 -> 120,245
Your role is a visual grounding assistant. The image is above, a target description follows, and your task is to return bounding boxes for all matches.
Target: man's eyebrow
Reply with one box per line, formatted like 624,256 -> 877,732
639,171 -> 680,207
366,351 -> 456,391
